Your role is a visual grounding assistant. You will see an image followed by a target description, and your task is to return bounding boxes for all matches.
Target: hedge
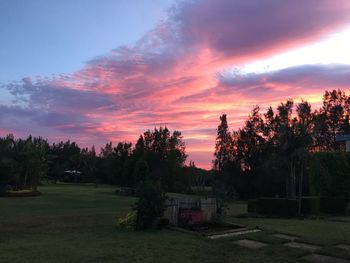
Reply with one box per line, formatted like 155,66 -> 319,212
255,198 -> 298,217
249,196 -> 348,216
320,196 -> 347,214
247,199 -> 257,213
308,152 -> 350,198
301,196 -> 320,214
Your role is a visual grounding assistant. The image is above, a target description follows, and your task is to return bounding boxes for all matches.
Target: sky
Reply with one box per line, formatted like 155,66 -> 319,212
1,0 -> 350,169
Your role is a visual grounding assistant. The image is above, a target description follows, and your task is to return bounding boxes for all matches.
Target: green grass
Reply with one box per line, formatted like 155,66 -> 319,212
230,217 -> 350,246
1,185 -> 349,262
226,202 -> 350,245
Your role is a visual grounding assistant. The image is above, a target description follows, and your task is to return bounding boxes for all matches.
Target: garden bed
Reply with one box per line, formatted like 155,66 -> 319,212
189,222 -> 245,235
2,190 -> 42,197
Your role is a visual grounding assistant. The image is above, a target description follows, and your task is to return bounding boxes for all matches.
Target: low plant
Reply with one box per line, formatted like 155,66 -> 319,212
117,211 -> 137,230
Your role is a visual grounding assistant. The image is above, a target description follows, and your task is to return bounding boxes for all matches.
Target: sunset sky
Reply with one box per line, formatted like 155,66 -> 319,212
1,0 -> 350,169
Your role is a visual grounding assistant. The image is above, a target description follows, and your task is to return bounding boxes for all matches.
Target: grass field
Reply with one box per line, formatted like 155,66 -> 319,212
1,184 -> 350,262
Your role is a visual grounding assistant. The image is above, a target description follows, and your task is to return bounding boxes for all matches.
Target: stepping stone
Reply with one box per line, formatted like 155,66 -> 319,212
208,229 -> 261,239
273,233 -> 298,241
328,217 -> 350,223
284,241 -> 321,252
302,254 -> 350,263
233,239 -> 268,249
336,244 -> 350,251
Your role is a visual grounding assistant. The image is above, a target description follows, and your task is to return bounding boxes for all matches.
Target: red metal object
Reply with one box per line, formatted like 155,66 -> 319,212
179,209 -> 204,225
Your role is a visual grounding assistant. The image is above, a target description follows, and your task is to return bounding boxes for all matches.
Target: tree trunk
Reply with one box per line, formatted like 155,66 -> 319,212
298,162 -> 304,215
23,170 -> 28,189
286,163 -> 290,198
291,162 -> 296,199
287,160 -> 297,199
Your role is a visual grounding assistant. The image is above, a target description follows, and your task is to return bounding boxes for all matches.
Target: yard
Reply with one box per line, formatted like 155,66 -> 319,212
1,184 -> 350,262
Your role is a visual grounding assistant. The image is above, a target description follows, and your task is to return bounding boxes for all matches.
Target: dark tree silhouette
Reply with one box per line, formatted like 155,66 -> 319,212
213,114 -> 232,172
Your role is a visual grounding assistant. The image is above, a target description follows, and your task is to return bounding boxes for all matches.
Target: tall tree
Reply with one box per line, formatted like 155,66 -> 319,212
213,114 -> 232,172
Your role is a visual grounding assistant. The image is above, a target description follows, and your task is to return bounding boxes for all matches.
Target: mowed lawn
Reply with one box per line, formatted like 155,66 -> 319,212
0,185 -> 349,263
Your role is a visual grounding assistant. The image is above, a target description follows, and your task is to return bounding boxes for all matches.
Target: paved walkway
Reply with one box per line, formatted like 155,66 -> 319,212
302,254 -> 350,263
230,232 -> 350,262
272,233 -> 298,241
284,241 -> 321,252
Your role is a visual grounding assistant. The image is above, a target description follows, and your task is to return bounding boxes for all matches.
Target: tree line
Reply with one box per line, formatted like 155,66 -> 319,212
213,89 -> 350,199
0,127 -> 210,192
1,89 -> 349,199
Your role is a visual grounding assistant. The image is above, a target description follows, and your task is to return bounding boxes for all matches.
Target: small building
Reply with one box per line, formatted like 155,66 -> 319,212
63,170 -> 82,182
163,197 -> 217,226
335,134 -> 350,152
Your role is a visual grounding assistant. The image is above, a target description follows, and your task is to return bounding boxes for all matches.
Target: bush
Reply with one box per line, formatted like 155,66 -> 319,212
117,211 -> 137,230
250,196 -> 347,216
0,185 -> 12,197
301,196 -> 320,214
247,199 -> 257,213
320,196 -> 347,214
255,198 -> 298,217
308,153 -> 350,198
134,180 -> 167,230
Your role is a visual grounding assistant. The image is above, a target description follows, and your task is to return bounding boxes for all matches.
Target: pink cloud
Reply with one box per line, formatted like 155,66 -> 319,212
2,1 -> 350,168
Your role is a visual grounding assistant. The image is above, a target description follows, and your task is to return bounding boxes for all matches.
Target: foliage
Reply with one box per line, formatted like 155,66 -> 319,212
213,114 -> 233,172
117,211 -> 137,230
301,196 -> 320,214
247,199 -> 257,213
213,89 -> 350,200
251,196 -> 347,216
320,196 -> 347,214
0,135 -> 48,190
0,126 -> 189,193
308,152 -> 350,198
97,127 -> 187,191
255,198 -> 298,217
133,180 -> 167,230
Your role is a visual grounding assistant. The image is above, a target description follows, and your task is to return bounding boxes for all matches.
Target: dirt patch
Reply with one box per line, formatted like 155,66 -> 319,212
2,190 -> 41,197
188,222 -> 245,235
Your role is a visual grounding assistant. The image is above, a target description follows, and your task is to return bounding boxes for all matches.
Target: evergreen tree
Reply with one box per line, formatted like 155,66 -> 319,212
213,114 -> 232,172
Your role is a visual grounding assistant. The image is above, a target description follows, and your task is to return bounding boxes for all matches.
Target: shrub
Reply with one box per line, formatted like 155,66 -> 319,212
0,185 -> 12,197
255,198 -> 298,217
320,196 -> 347,214
247,199 -> 257,213
134,180 -> 166,230
300,196 -> 346,214
308,153 -> 350,198
301,196 -> 320,214
117,211 -> 137,230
